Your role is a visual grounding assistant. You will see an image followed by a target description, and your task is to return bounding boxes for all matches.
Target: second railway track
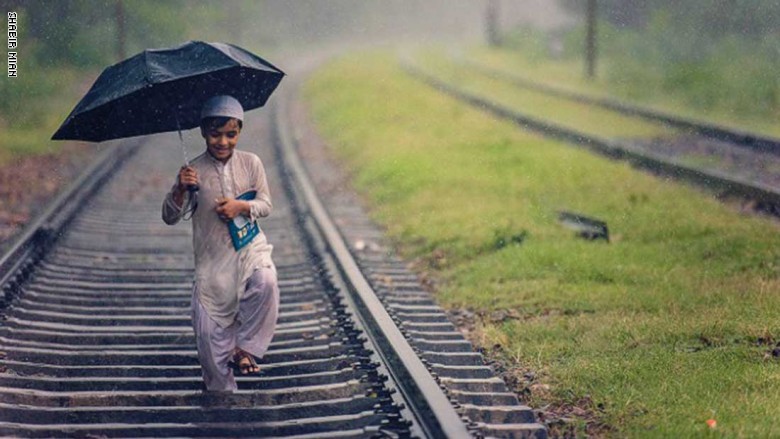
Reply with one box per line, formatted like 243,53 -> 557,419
457,58 -> 780,157
0,74 -> 546,438
402,56 -> 780,216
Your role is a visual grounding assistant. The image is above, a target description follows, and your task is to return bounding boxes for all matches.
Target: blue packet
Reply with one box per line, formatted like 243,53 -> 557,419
228,190 -> 260,251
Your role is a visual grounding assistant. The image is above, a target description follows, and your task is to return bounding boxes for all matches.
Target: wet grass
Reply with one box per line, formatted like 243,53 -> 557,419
676,153 -> 729,171
467,46 -> 780,140
304,50 -> 780,437
412,50 -> 677,141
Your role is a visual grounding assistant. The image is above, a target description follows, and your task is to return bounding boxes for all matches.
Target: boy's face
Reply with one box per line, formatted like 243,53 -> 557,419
202,118 -> 241,163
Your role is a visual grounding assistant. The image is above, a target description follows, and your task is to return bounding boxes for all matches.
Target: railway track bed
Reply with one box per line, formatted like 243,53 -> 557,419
0,76 -> 546,438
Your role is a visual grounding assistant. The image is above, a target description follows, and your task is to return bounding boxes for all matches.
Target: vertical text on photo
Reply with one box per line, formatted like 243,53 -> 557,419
8,11 -> 17,77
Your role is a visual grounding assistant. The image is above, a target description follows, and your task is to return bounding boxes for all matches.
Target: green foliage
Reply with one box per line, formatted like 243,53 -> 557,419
499,26 -> 550,61
10,0 -> 218,69
23,1 -> 114,67
548,2 -> 780,118
603,28 -> 780,116
560,0 -> 780,39
127,0 -> 193,51
0,0 -> 262,160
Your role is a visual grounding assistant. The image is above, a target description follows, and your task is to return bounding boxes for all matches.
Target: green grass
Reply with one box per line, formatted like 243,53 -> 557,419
304,50 -> 780,437
677,153 -> 728,171
466,46 -> 780,139
413,50 -> 677,141
0,67 -> 91,164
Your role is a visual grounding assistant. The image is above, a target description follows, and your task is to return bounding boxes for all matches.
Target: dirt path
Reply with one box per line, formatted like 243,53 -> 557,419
0,71 -> 102,253
0,142 -> 98,252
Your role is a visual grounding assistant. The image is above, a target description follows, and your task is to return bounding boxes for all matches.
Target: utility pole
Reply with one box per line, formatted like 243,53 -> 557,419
585,0 -> 597,79
116,0 -> 126,61
486,0 -> 501,47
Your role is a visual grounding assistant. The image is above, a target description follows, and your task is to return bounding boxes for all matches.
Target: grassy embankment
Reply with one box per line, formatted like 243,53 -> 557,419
303,51 -> 780,437
464,46 -> 780,139
410,49 -> 780,176
411,49 -> 677,142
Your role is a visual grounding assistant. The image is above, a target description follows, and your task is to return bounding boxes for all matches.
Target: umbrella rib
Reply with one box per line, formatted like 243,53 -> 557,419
143,50 -> 152,87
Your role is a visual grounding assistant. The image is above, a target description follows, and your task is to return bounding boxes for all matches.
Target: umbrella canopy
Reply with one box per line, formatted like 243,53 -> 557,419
52,40 -> 285,142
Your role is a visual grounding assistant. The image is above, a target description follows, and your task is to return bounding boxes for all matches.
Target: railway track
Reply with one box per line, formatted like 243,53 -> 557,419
401,58 -> 780,216
0,74 -> 546,438
457,58 -> 780,157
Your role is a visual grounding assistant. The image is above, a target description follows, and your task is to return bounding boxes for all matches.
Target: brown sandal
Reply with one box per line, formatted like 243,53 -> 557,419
231,348 -> 260,375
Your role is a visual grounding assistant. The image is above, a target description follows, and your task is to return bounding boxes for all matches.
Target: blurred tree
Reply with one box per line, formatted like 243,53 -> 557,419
560,0 -> 780,39
556,0 -> 780,117
560,0 -> 649,28
26,0 -> 112,67
0,0 -> 236,68
0,0 -> 255,126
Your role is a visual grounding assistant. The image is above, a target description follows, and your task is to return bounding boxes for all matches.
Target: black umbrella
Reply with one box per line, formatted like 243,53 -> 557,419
51,40 -> 285,143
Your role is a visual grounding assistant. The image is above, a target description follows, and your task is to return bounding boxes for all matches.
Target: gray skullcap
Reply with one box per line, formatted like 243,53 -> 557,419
200,95 -> 244,121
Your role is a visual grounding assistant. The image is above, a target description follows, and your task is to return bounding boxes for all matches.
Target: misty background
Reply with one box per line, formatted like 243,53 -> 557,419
2,0 -> 778,128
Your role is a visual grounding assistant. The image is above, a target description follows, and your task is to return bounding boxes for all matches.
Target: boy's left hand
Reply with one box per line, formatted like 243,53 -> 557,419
215,197 -> 249,221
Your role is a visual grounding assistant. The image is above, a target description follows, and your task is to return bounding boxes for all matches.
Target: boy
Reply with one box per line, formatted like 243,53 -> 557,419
162,95 -> 279,392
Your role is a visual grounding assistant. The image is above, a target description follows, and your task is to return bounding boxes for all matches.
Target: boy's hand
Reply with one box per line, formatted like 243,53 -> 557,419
172,166 -> 198,208
176,166 -> 199,193
215,197 -> 250,221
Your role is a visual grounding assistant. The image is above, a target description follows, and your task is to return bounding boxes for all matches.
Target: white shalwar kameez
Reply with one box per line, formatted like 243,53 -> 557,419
162,149 -> 279,391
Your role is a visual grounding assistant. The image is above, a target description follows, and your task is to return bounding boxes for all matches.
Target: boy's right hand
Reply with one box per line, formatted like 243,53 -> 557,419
176,165 -> 199,194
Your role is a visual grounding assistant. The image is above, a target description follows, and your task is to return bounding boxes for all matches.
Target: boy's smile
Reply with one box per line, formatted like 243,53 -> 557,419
203,119 -> 241,163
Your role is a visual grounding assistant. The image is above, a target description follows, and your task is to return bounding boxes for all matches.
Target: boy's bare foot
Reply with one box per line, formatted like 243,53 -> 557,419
231,348 -> 260,374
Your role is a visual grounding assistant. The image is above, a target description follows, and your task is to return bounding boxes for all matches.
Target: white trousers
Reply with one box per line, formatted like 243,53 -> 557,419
191,266 -> 280,391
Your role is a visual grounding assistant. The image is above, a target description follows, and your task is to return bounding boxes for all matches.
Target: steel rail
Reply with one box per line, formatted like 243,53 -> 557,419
0,140 -> 140,309
401,60 -> 780,213
457,58 -> 780,157
272,88 -> 473,438
0,132 -> 417,437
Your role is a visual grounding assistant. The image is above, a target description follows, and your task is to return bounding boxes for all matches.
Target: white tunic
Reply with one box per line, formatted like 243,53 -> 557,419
162,149 -> 275,328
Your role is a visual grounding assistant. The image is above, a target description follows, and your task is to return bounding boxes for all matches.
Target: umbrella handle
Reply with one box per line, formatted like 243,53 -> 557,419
176,122 -> 200,194
175,112 -> 199,193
